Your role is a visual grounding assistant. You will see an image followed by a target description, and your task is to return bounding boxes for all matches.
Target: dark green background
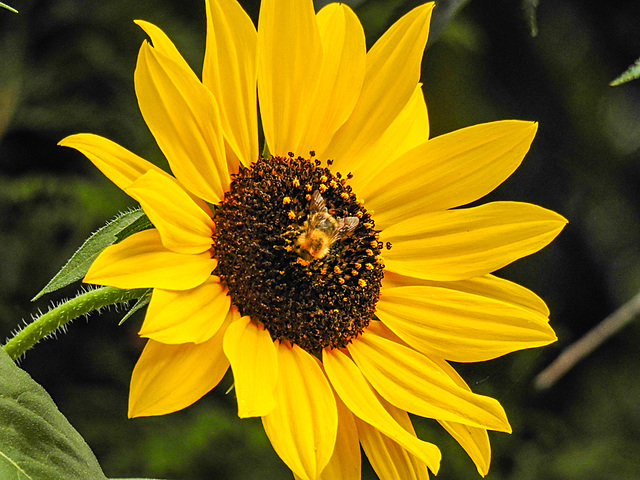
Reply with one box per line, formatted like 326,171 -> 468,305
2,0 -> 640,478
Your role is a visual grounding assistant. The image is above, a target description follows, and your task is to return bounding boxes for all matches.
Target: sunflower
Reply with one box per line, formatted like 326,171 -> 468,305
59,0 -> 567,478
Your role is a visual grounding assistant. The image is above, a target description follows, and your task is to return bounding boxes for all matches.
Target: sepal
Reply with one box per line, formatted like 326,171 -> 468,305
33,208 -> 151,300
118,289 -> 152,325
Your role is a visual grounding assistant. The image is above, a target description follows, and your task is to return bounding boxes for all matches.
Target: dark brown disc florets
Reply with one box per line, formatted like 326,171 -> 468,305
211,154 -> 384,352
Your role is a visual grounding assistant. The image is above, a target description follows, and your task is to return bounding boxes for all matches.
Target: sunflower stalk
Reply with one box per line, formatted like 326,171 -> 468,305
3,286 -> 145,361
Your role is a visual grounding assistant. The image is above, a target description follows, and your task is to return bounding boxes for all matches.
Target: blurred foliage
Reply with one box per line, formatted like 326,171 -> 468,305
1,0 -> 640,479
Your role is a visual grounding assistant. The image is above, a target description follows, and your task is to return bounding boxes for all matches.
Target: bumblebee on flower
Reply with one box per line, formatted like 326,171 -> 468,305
293,189 -> 360,266
60,0 -> 567,478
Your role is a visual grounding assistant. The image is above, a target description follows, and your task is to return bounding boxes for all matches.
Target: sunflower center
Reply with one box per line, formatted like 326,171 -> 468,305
211,154 -> 384,352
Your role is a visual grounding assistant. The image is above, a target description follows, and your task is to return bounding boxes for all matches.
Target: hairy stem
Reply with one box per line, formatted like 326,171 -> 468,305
3,286 -> 145,361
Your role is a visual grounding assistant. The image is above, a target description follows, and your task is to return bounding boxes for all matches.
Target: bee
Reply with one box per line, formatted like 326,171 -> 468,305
295,190 -> 359,264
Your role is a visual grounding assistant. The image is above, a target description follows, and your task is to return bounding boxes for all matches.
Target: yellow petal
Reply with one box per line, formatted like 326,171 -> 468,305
314,392 -> 361,480
126,170 -> 214,255
323,348 -> 441,474
257,0 -> 323,156
58,133 -> 165,190
439,420 -> 490,477
262,342 -> 338,480
428,357 -> 491,476
324,3 -> 433,170
364,121 -> 539,229
223,315 -> 278,418
135,40 -> 227,203
382,201 -> 567,281
382,272 -> 550,317
203,0 -> 258,169
349,84 -> 430,194
376,284 -> 557,362
135,19 -> 229,180
128,309 -> 234,417
357,321 -> 491,475
297,3 -> 366,157
139,276 -> 230,344
355,397 -> 429,480
84,229 -> 216,290
348,329 -> 510,431
59,133 -> 212,215
134,20 -> 193,73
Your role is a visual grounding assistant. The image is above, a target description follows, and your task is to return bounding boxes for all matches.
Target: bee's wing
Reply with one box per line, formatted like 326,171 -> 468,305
336,216 -> 359,236
310,190 -> 328,213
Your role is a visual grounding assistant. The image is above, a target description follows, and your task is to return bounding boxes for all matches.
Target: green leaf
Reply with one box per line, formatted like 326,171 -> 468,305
0,349 -> 107,480
0,2 -> 18,13
115,213 -> 153,243
33,209 -> 148,300
118,289 -> 152,325
610,56 -> 640,86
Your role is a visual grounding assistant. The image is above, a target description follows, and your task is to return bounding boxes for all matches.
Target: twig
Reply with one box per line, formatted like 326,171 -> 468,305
535,290 -> 640,390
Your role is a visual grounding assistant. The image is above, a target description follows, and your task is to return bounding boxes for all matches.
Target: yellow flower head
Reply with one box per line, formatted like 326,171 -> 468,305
60,0 -> 567,478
